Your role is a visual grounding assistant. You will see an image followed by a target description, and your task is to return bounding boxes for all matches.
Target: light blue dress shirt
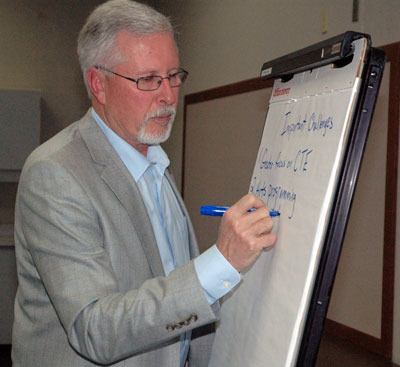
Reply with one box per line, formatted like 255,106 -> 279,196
91,109 -> 240,365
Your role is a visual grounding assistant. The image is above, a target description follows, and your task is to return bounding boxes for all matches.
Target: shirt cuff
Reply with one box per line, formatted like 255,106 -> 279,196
194,244 -> 241,305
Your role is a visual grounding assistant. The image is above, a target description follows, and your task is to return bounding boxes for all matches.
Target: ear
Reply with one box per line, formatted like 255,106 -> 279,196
86,67 -> 106,105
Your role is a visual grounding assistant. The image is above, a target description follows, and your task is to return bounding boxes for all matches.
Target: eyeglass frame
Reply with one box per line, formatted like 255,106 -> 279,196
94,65 -> 189,91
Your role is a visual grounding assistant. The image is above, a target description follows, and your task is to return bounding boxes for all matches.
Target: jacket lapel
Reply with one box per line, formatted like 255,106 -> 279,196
78,111 -> 165,276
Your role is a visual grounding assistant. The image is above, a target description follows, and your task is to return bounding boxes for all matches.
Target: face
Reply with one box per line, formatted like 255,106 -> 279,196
92,31 -> 180,155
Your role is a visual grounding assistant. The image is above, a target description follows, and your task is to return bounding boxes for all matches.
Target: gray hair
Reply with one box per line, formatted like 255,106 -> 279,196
77,0 -> 174,97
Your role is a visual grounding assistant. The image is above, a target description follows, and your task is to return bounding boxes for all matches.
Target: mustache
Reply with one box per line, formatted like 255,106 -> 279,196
145,106 -> 176,120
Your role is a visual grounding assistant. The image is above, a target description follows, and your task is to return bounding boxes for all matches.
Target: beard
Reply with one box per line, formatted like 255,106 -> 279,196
137,106 -> 176,145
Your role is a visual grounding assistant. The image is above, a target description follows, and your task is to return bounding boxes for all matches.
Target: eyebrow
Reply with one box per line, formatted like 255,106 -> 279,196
131,67 -> 182,77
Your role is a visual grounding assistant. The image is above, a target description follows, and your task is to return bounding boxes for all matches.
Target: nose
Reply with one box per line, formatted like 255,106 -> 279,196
157,78 -> 178,105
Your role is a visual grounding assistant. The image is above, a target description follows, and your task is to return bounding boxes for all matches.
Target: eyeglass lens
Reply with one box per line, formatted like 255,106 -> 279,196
137,71 -> 187,91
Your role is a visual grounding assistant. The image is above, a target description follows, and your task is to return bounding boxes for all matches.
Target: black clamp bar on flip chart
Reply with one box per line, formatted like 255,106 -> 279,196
260,31 -> 370,81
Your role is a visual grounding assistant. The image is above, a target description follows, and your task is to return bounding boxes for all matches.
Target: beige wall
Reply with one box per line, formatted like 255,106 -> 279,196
0,0 -> 104,344
327,68 -> 389,338
0,0 -> 168,345
159,0 -> 400,186
157,0 -> 400,363
1,0 -> 399,363
0,1 -> 98,141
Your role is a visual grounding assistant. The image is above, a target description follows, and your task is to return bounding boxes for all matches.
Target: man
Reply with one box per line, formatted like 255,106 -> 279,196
12,1 -> 276,366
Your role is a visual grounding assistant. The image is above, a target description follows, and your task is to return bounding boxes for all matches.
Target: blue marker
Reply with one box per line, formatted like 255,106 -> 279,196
200,205 -> 280,217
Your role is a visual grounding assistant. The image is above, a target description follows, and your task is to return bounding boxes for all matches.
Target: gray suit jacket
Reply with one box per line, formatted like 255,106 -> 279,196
12,111 -> 218,366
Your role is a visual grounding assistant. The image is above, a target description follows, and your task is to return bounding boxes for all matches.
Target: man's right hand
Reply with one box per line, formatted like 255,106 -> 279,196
216,194 -> 277,272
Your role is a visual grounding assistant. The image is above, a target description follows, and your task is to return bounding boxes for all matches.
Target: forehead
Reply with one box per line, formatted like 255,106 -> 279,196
113,31 -> 179,72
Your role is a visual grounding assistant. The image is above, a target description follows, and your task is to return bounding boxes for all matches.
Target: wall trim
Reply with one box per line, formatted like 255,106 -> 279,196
325,318 -> 384,355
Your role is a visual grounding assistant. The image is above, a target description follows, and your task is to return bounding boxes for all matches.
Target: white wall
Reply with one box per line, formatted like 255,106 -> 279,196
157,0 -> 400,363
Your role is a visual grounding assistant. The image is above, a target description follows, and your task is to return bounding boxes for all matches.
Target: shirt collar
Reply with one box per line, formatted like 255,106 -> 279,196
91,108 -> 170,182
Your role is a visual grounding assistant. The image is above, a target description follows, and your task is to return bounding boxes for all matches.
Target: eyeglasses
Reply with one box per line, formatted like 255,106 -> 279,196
94,65 -> 188,91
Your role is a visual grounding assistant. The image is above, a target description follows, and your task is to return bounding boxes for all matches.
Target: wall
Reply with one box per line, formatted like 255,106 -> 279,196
1,0 -> 399,362
0,0 -> 106,344
159,0 -> 400,186
0,0 -> 166,345
0,1 -> 97,140
156,0 -> 400,363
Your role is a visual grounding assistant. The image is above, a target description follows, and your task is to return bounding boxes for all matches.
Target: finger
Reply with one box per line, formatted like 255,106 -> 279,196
224,195 -> 272,236
251,216 -> 274,236
259,232 -> 277,250
245,232 -> 276,254
248,195 -> 267,210
231,194 -> 264,214
233,204 -> 273,233
245,205 -> 273,222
